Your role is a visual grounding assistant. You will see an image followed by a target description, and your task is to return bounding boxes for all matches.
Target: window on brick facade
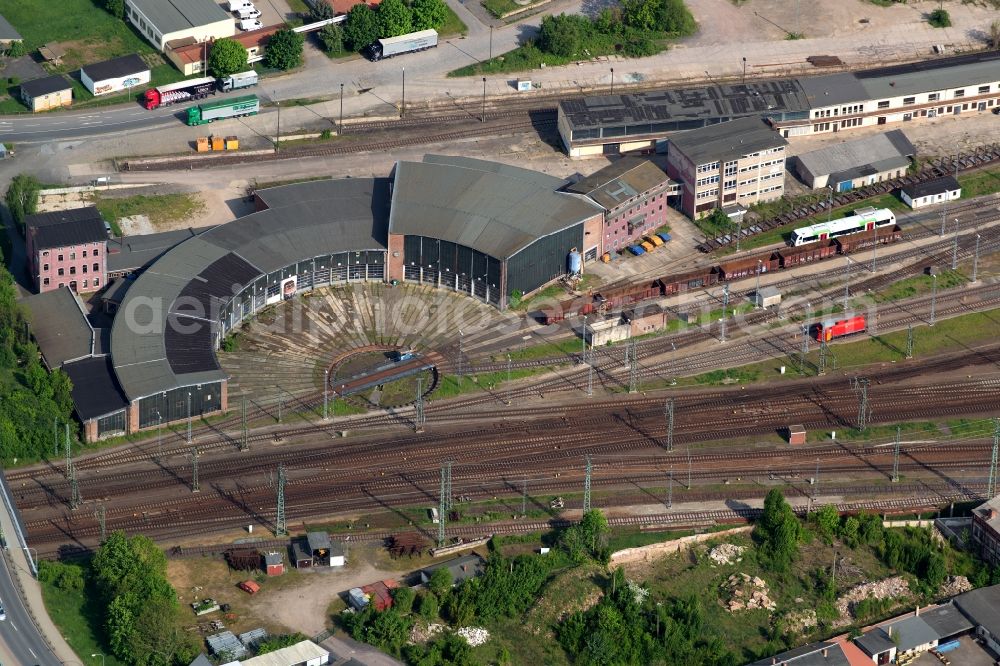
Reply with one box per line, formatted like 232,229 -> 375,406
69,266 -> 76,275
58,254 -> 64,261
43,263 -> 49,271
94,278 -> 100,287
83,250 -> 88,258
93,263 -> 99,271
70,252 -> 76,260
83,280 -> 88,288
93,248 -> 99,256
58,268 -> 64,276
43,278 -> 50,286
82,265 -> 88,274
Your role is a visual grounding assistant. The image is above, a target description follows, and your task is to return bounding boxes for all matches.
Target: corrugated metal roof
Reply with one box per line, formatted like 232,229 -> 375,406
919,602 -> 974,639
63,356 -> 129,420
239,640 -> 328,666
565,157 -> 671,211
796,130 -> 915,180
749,641 -> 850,666
390,156 -> 601,259
22,287 -> 93,367
668,116 -> 787,166
106,228 -> 202,274
128,0 -> 231,34
206,631 -> 247,658
110,178 -> 390,401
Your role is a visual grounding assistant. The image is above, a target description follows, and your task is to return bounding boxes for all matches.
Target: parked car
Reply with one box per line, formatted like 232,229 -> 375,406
0,603 -> 7,621
239,18 -> 263,31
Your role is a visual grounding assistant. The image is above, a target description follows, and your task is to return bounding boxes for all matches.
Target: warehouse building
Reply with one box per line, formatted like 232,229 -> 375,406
776,51 -> 1000,137
80,54 -> 150,97
25,206 -> 108,293
18,75 -> 73,112
386,155 -> 604,307
563,157 -> 678,253
558,80 -> 809,158
124,0 -> 235,52
792,129 -> 915,190
900,175 -> 961,210
665,116 -> 788,219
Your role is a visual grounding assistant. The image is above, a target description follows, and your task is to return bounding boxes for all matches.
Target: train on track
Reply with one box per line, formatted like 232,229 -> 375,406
539,219 -> 902,324
790,207 -> 897,246
813,315 -> 867,342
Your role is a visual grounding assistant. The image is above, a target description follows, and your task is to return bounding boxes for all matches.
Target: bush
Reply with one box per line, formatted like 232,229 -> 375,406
208,38 -> 249,79
263,28 -> 304,70
318,23 -> 345,55
391,586 -> 415,615
104,0 -> 125,19
310,0 -> 335,20
6,41 -> 26,58
538,14 -> 585,57
418,591 -> 439,620
411,0 -> 449,30
928,9 -> 951,28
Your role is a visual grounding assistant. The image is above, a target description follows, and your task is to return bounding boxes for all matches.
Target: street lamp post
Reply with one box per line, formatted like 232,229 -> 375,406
610,67 -> 614,94
951,217 -> 960,270
972,233 -> 981,283
489,25 -> 493,60
742,57 -> 747,85
339,83 -> 344,135
482,77 -> 487,123
400,68 -> 405,118
930,274 -> 937,326
275,99 -> 281,150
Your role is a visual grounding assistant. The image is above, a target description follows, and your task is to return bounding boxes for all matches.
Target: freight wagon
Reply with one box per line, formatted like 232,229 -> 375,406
777,240 -> 838,268
833,224 -> 903,254
363,29 -> 438,61
186,95 -> 260,126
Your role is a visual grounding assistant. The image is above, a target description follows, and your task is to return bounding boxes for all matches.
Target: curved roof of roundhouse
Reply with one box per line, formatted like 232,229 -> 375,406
388,155 -> 603,260
110,177 -> 390,401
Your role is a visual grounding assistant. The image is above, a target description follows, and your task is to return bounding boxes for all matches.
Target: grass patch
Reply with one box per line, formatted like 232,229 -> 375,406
607,528 -> 699,552
39,561 -> 128,666
433,367 -> 554,399
285,0 -> 312,14
515,283 -> 568,311
93,193 -> 204,229
505,336 -> 582,361
873,269 -> 967,303
482,0 -> 539,18
958,167 -> 1000,200
439,4 -> 468,36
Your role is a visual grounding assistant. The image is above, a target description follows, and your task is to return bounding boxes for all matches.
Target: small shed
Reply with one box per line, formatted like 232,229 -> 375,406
622,303 -> 667,336
291,539 -> 313,569
19,75 -> 73,112
787,425 -> 806,446
900,176 -> 961,210
584,318 -> 630,346
306,531 -> 332,565
329,541 -> 346,567
80,54 -> 150,96
755,286 -> 781,309
263,551 -> 284,576
420,553 -> 486,587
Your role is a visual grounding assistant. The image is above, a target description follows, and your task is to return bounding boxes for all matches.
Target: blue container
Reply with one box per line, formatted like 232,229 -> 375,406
657,233 -> 672,243
567,251 -> 582,274
936,640 -> 961,654
628,245 -> 645,256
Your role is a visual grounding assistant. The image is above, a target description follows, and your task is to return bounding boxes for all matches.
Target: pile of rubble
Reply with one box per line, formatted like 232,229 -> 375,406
410,623 -> 445,643
837,576 -> 910,620
781,608 -> 818,635
939,575 -> 972,597
721,573 -> 777,612
708,543 -> 745,566
457,627 -> 490,647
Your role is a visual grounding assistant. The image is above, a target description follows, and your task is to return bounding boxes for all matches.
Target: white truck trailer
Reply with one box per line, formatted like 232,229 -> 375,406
363,29 -> 438,61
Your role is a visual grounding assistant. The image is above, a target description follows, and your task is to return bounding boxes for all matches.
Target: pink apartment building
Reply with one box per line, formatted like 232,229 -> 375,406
25,206 -> 108,293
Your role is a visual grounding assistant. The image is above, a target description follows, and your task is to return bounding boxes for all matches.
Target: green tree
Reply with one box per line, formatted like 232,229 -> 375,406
310,0 -> 335,20
814,505 -> 839,543
418,591 -> 439,620
343,4 -> 380,51
208,37 -> 248,79
104,0 -> 125,19
428,566 -> 453,597
928,8 -> 951,28
257,633 -> 307,654
263,28 -> 304,70
621,0 -> 658,31
6,41 -> 26,58
411,0 -> 449,30
657,0 -> 696,34
318,23 -> 345,54
538,14 -> 582,57
376,0 -> 413,38
755,488 -> 801,571
364,608 -> 411,653
392,586 -> 415,615
5,173 -> 40,233
924,552 -> 946,588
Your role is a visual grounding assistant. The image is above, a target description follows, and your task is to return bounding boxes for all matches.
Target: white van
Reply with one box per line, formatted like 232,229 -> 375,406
236,6 -> 261,19
227,0 -> 254,11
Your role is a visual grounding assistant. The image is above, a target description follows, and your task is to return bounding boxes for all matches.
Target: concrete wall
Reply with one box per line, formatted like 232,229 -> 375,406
609,525 -> 753,564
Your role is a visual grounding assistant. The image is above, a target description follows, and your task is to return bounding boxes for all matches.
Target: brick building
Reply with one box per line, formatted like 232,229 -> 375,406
25,206 -> 108,293
666,116 -> 788,219
971,496 -> 1000,566
564,157 -> 677,253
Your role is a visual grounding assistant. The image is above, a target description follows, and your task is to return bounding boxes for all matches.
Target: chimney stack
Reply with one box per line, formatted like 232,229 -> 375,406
887,625 -> 893,638
915,605 -> 920,617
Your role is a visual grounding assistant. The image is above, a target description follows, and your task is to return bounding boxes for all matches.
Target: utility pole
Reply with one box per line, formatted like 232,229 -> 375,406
241,396 -> 248,452
952,217 -> 960,271
843,257 -> 851,312
506,353 -> 513,406
521,476 -> 527,516
831,550 -> 838,590
586,352 -> 594,398
813,458 -> 820,501
580,316 -> 588,362
930,274 -> 938,326
64,423 -> 71,478
191,446 -> 200,493
457,330 -> 463,380
754,260 -> 762,308
277,390 -> 283,423
989,419 -> 1000,499
665,399 -> 675,453
276,463 -> 287,536
444,461 -> 452,511
819,340 -> 828,376
54,419 -> 58,458
687,444 -> 692,490
667,465 -> 673,509
892,425 -> 901,483
69,462 -> 80,510
583,455 -> 592,513
157,413 -> 163,461
415,377 -> 425,432
972,233 -> 981,283
802,324 -> 811,357
96,504 -> 106,543
906,325 -> 914,359
438,464 -> 447,547
187,392 -> 193,445
628,336 -> 639,393
720,284 -> 729,343
323,369 -> 329,420
855,377 -> 870,431
871,225 -> 879,273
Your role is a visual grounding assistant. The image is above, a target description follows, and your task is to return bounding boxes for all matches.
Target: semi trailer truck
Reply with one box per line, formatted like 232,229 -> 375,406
219,71 -> 259,92
362,29 -> 438,61
186,95 -> 260,126
144,77 -> 217,110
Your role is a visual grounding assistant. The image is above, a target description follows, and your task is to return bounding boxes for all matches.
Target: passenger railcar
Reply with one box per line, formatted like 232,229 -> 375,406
790,207 -> 896,246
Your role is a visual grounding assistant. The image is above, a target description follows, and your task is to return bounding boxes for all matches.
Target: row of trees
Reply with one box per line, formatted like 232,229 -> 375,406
329,0 -> 449,54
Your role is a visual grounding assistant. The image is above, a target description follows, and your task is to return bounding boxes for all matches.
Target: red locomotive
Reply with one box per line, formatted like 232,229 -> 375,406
814,315 -> 866,342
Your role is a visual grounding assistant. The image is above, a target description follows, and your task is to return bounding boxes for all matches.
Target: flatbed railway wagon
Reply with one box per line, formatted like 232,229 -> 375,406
186,95 -> 259,126
790,207 -> 896,246
814,315 -> 866,342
